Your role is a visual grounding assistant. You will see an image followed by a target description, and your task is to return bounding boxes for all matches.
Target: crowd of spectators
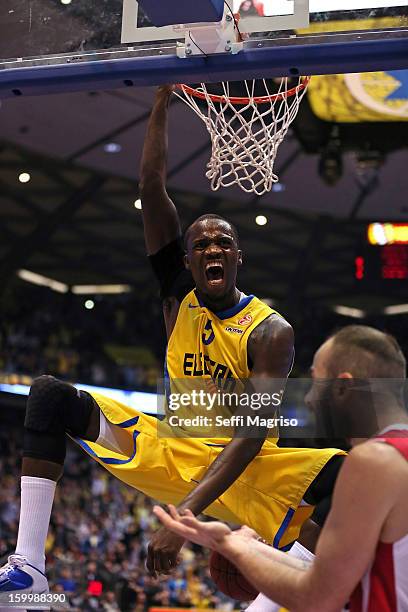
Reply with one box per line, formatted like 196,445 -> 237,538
2,281 -> 407,394
2,282 -> 406,612
0,285 -> 162,392
0,425 -> 240,612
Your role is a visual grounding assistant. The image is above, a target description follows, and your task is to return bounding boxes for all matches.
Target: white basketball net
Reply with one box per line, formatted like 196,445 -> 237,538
175,77 -> 310,196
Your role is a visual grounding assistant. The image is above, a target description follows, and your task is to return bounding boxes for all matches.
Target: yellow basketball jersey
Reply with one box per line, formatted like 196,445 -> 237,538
165,289 -> 281,437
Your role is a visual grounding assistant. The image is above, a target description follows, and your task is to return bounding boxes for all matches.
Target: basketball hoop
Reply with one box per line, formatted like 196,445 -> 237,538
175,77 -> 310,195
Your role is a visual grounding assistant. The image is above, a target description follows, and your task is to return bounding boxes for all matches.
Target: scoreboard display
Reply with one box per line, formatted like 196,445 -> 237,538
355,224 -> 408,284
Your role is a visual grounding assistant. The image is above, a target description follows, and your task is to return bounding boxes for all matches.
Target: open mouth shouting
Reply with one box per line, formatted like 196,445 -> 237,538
205,261 -> 224,286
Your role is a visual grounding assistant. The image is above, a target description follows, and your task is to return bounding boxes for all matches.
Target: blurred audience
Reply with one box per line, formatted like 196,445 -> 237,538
0,426 -> 238,612
1,282 -> 407,396
0,286 -> 161,392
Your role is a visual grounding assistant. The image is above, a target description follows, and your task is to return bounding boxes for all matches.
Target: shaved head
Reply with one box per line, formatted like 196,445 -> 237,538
183,214 -> 239,250
307,326 -> 407,438
326,325 -> 406,380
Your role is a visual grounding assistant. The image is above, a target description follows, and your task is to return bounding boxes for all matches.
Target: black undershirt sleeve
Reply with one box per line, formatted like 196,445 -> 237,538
148,237 -> 194,303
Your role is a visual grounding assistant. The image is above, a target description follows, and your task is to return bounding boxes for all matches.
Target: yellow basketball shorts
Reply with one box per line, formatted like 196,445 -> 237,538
76,392 -> 345,549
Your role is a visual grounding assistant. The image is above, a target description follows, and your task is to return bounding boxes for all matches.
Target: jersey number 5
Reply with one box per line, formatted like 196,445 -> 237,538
202,319 -> 215,346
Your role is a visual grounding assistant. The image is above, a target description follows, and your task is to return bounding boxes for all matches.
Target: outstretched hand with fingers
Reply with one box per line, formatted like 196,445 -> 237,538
153,505 -> 233,551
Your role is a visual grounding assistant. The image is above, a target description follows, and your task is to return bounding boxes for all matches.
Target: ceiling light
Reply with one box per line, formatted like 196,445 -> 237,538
61,0 -> 72,4
103,142 -> 122,153
333,305 -> 366,319
18,172 -> 31,184
72,284 -> 131,295
384,304 -> 408,315
134,199 -> 142,210
255,215 -> 267,226
85,300 -> 95,310
272,183 -> 285,193
18,269 -> 68,293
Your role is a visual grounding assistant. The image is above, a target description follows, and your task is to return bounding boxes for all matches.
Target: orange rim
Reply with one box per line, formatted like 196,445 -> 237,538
176,77 -> 310,105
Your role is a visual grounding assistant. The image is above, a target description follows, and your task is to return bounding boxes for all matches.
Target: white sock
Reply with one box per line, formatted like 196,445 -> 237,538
15,476 -> 56,574
96,410 -> 133,456
245,542 -> 315,611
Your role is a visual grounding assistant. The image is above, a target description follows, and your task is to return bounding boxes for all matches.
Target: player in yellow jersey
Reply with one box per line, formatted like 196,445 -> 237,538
0,86 -> 344,596
138,85 -> 345,573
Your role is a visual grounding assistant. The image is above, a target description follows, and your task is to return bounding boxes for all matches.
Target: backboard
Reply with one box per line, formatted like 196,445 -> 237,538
0,0 -> 407,98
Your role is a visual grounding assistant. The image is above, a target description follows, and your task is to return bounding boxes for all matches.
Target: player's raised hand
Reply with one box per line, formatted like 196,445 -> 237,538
146,525 -> 184,578
156,84 -> 176,99
153,505 -> 232,551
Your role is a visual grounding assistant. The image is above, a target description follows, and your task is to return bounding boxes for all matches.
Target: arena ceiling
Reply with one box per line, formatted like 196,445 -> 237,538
0,86 -> 407,316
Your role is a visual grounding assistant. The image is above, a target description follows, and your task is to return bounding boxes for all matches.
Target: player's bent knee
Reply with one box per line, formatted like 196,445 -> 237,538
24,375 -> 98,464
25,375 -> 96,436
25,375 -> 71,434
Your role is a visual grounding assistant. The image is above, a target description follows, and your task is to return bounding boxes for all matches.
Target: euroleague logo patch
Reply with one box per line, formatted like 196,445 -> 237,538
238,314 -> 252,326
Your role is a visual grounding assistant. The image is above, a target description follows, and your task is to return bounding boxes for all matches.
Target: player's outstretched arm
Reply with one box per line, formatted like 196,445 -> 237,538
153,505 -> 310,571
139,85 -> 181,255
154,442 -> 400,612
217,443 -> 398,611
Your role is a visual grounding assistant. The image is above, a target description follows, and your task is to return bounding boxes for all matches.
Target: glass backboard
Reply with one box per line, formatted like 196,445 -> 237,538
0,0 -> 407,98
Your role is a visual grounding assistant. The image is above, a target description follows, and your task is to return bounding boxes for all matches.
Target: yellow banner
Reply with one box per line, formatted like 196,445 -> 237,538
307,72 -> 408,123
297,14 -> 408,123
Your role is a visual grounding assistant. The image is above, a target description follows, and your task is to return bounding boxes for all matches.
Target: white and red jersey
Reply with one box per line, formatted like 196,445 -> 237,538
350,427 -> 408,612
